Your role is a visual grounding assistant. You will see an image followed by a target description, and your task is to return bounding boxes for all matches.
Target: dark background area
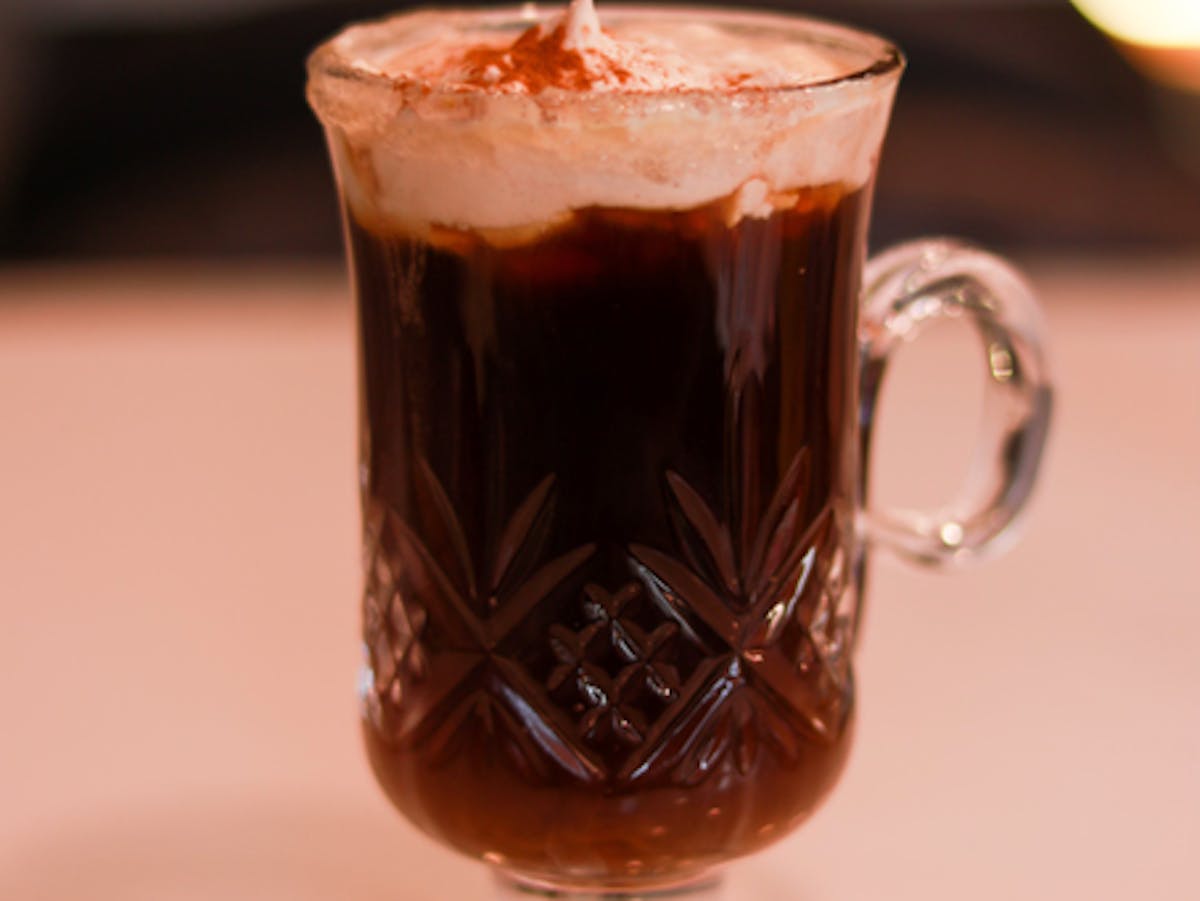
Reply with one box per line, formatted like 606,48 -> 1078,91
1,0 -> 1199,260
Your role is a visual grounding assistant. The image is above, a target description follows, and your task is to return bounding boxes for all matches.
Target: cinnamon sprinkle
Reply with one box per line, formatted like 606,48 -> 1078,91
459,23 -> 631,92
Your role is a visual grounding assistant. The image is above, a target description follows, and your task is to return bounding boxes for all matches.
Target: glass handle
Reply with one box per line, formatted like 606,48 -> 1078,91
859,239 -> 1053,566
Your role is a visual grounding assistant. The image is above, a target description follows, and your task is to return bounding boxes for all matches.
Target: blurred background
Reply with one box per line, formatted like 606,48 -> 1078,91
1,0 -> 1199,260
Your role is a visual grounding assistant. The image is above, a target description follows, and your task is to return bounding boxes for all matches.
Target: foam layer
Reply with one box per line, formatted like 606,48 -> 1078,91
379,0 -> 849,94
307,4 -> 902,242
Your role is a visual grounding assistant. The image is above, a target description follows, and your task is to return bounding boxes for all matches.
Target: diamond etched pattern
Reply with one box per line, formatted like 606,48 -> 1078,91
362,458 -> 602,782
362,447 -> 853,789
361,502 -> 429,724
542,582 -> 692,754
597,450 -> 853,787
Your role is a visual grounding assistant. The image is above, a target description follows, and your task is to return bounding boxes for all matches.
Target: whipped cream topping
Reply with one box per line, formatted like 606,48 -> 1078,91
370,0 -> 853,94
308,4 -> 901,242
561,0 -> 603,51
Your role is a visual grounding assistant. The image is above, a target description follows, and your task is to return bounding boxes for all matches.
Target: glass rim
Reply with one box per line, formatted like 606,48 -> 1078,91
307,4 -> 905,109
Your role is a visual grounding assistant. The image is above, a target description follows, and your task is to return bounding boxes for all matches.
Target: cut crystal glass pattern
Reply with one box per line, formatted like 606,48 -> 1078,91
361,449 -> 854,789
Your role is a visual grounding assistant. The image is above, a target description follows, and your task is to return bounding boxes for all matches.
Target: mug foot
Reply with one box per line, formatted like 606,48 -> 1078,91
495,868 -> 725,899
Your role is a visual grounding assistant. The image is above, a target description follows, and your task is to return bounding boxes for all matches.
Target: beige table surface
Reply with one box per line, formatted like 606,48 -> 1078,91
1,258 -> 1197,900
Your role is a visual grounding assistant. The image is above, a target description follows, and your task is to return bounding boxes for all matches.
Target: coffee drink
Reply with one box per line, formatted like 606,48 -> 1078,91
353,187 -> 865,884
309,2 -> 903,890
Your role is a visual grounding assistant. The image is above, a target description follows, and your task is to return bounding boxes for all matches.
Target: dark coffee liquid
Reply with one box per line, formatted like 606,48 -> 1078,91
352,186 -> 868,887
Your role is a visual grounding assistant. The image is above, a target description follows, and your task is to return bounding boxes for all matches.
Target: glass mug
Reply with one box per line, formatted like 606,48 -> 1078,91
307,5 -> 1052,896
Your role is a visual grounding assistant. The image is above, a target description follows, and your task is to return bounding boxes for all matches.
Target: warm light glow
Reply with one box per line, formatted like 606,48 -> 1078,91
1070,0 -> 1200,47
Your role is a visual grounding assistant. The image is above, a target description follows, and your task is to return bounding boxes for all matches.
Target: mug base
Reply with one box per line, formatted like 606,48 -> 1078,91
495,868 -> 725,899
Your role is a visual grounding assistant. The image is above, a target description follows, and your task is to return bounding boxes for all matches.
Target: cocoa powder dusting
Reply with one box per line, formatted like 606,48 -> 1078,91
460,24 -> 630,92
